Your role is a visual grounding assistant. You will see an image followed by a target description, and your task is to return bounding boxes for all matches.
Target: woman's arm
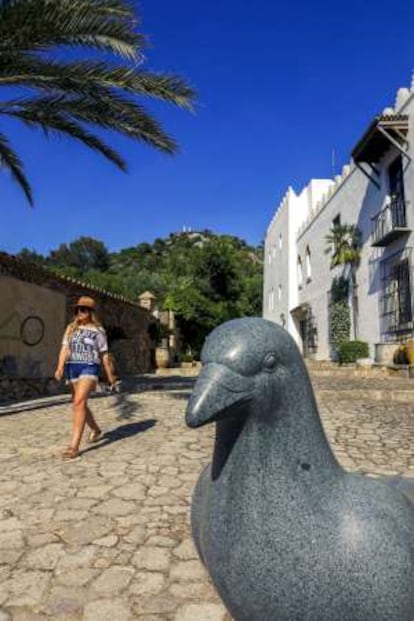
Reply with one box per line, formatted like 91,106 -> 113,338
101,352 -> 117,386
54,345 -> 70,380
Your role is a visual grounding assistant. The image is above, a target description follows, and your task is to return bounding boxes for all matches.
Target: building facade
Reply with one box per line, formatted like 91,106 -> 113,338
264,81 -> 414,362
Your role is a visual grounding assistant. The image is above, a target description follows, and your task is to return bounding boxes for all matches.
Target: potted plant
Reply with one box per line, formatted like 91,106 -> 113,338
181,352 -> 194,369
154,323 -> 172,369
404,339 -> 414,365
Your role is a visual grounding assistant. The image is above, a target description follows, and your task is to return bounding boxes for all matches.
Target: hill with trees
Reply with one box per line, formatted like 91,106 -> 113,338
17,231 -> 263,354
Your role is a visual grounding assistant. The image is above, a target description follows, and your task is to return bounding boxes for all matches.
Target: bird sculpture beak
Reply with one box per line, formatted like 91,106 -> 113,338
186,363 -> 254,428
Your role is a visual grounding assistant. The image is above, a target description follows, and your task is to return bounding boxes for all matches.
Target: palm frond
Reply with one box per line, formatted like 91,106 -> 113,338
0,0 -> 196,204
5,104 -> 127,170
112,70 -> 196,110
0,131 -> 33,204
2,93 -> 178,153
62,93 -> 178,152
0,56 -> 196,109
325,224 -> 361,269
0,0 -> 144,59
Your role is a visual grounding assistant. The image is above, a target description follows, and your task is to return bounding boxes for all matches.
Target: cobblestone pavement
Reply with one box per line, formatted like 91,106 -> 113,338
0,375 -> 413,620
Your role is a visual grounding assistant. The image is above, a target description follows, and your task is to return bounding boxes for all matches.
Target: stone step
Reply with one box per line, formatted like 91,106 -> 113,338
305,360 -> 340,369
317,388 -> 414,402
155,366 -> 200,377
309,365 -> 414,379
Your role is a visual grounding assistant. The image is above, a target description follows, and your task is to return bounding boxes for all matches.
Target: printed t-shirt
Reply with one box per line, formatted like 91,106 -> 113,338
63,325 -> 108,365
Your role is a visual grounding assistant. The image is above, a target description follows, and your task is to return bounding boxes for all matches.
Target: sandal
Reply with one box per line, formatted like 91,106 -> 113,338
88,429 -> 102,444
62,447 -> 80,459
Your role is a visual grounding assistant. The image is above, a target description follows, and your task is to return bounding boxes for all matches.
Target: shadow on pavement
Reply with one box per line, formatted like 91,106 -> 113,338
168,390 -> 192,401
0,375 -> 197,415
109,391 -> 143,420
82,418 -> 157,455
122,375 -> 197,393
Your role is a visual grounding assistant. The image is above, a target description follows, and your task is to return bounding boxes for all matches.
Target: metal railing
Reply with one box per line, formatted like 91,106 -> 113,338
379,248 -> 414,340
372,197 -> 409,246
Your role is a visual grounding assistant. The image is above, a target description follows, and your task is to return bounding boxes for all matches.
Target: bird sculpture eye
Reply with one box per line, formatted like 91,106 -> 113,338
263,352 -> 277,370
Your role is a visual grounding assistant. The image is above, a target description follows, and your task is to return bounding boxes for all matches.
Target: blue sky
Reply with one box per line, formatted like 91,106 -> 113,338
2,0 -> 414,255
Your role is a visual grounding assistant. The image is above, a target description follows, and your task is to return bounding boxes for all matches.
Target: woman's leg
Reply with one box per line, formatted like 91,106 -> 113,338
86,405 -> 101,435
69,378 -> 96,452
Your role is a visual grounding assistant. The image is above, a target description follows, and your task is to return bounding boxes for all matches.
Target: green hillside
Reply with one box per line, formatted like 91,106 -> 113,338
17,231 -> 264,354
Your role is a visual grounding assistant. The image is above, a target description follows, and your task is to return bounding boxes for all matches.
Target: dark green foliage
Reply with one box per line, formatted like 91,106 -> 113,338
331,276 -> 349,303
0,0 -> 195,203
155,233 -> 263,353
31,230 -> 263,354
16,247 -> 45,266
325,224 -> 361,272
329,300 -> 350,348
325,223 -> 361,342
329,277 -> 351,354
338,340 -> 369,364
49,237 -> 110,272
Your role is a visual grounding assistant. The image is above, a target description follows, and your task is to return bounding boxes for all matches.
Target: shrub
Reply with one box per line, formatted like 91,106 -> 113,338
394,345 -> 409,365
338,340 -> 369,364
331,276 -> 349,303
181,353 -> 194,363
329,300 -> 351,348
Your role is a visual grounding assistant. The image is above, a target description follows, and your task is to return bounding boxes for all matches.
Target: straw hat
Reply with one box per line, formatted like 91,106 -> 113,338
75,296 -> 96,310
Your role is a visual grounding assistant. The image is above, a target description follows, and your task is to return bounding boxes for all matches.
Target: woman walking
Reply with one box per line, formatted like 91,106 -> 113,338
54,296 -> 116,458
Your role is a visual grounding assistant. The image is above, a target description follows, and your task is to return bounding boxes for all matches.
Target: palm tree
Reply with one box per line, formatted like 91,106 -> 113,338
325,223 -> 362,339
0,0 -> 195,204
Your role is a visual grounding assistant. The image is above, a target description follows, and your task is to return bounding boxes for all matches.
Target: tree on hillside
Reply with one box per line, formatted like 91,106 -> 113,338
16,247 -> 45,266
106,231 -> 264,351
195,238 -> 240,301
26,231 -> 264,353
0,0 -> 195,204
49,236 -> 110,272
162,234 -> 263,353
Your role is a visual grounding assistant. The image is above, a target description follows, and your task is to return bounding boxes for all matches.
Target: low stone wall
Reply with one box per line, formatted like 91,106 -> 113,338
0,252 -> 153,403
0,377 -> 69,403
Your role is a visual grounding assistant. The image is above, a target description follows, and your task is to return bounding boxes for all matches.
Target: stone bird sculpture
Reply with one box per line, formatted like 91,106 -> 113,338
185,318 -> 414,621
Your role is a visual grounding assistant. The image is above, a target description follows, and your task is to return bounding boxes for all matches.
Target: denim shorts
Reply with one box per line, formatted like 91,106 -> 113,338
65,362 -> 100,383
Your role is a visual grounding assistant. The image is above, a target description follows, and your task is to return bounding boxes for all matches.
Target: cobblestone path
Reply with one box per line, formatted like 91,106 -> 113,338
0,376 -> 413,620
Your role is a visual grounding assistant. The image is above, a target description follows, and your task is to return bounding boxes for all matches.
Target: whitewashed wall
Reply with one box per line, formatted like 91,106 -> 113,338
264,81 -> 414,360
263,190 -> 292,332
295,91 -> 414,359
296,166 -> 375,359
264,181 -> 333,350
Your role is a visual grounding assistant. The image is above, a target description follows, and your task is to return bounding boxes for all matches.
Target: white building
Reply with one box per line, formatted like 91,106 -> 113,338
264,80 -> 414,362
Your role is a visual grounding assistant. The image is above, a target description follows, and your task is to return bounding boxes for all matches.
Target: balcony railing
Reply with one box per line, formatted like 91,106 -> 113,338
379,248 -> 414,340
371,197 -> 410,247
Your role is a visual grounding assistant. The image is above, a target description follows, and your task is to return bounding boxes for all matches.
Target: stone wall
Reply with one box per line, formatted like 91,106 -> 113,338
0,275 -> 67,378
0,252 -> 153,403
